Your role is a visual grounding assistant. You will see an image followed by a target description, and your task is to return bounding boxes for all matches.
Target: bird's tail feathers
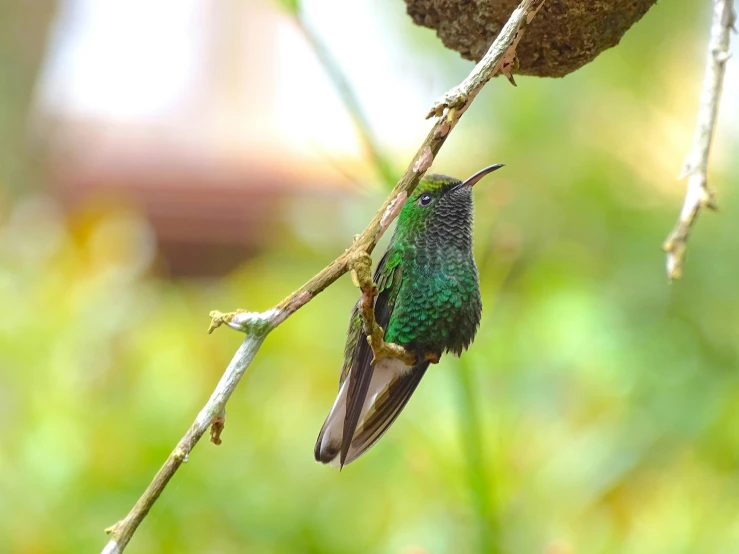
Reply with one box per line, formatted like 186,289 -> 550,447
314,358 -> 429,467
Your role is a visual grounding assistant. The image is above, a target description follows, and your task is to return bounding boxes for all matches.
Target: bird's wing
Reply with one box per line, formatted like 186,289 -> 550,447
338,247 -> 404,466
343,360 -> 429,465
339,247 -> 402,384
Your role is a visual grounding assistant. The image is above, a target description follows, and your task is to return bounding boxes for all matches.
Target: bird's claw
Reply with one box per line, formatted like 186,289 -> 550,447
367,335 -> 417,366
423,351 -> 441,364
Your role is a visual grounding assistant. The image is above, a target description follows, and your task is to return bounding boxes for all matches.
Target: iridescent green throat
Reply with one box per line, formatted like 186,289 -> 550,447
382,175 -> 482,357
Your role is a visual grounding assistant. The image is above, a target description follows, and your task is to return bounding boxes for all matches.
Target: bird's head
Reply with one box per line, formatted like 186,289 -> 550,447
395,164 -> 504,240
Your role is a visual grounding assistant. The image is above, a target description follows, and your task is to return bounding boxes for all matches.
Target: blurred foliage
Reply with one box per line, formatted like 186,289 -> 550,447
2,0 -> 739,553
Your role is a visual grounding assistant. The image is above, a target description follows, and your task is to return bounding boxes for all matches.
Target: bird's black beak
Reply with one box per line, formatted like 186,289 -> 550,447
461,163 -> 504,188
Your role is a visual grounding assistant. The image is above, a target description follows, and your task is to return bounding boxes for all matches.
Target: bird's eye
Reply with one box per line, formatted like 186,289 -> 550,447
418,193 -> 433,207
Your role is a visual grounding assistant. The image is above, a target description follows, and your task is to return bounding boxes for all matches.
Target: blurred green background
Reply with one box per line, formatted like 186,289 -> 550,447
1,0 -> 739,553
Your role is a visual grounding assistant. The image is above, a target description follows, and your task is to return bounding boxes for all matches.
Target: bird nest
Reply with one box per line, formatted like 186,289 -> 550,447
405,0 -> 658,77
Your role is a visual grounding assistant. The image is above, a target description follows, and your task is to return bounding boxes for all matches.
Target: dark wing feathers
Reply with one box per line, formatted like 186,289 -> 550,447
344,361 -> 429,465
373,248 -> 403,335
337,250 -> 401,385
339,248 -> 403,466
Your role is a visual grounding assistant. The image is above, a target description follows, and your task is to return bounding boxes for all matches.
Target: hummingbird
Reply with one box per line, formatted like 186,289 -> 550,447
314,164 -> 504,468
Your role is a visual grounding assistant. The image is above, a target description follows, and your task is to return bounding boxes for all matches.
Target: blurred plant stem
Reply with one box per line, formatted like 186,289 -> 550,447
0,0 -> 55,196
285,2 -> 399,188
455,355 -> 501,554
453,208 -> 518,553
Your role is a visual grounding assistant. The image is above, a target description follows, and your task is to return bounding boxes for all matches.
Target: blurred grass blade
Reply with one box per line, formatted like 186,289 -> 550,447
455,356 -> 500,554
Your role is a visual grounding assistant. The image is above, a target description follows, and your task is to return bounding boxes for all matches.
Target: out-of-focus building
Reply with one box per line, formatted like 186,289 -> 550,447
31,0 -> 407,275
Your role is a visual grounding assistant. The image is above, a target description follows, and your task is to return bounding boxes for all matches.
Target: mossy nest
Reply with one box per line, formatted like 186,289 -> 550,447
405,0 -> 658,77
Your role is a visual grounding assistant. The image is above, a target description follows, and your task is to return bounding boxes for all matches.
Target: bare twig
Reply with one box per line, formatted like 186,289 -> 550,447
662,0 -> 734,280
426,0 -> 546,119
101,2 -> 545,552
102,331 -> 269,554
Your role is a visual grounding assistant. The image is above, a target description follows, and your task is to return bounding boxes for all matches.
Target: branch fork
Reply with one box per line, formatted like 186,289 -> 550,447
208,309 -> 276,335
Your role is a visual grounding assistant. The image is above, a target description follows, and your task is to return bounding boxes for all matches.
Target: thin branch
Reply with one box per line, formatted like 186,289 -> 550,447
426,1 -> 545,119
662,0 -> 734,280
101,1 -> 546,552
102,331 -> 269,554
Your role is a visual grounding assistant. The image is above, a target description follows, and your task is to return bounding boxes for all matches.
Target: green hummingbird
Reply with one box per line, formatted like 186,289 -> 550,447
315,164 -> 504,467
